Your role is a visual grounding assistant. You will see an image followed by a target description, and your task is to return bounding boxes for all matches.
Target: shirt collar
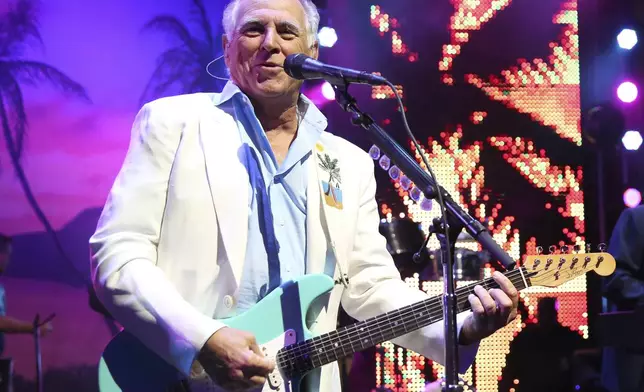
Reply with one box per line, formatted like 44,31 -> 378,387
212,81 -> 328,134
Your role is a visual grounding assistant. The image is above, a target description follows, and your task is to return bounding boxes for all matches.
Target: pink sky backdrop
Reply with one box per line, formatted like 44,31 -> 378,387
0,100 -> 134,234
0,0 -> 227,235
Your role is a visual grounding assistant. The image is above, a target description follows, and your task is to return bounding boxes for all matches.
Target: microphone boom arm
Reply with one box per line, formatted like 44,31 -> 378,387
333,84 -> 516,270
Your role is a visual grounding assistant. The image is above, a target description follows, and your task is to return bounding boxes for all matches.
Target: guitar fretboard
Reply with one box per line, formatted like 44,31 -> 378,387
277,267 -> 533,379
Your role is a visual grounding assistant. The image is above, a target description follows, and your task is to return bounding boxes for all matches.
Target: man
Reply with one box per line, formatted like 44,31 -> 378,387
601,205 -> 644,392
0,234 -> 53,357
89,0 -> 519,390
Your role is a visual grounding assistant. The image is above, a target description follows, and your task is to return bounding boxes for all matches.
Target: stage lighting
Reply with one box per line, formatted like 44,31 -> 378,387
617,28 -> 638,50
321,81 -> 335,100
318,27 -> 338,48
623,188 -> 642,208
622,130 -> 643,150
617,81 -> 638,103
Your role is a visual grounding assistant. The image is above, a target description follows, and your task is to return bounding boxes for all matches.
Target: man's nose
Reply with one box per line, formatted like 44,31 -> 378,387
261,29 -> 279,52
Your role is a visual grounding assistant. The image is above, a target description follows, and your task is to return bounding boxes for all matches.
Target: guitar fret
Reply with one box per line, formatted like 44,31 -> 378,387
412,302 -> 422,330
323,339 -> 331,364
331,330 -> 345,359
358,325 -> 370,349
347,324 -> 357,353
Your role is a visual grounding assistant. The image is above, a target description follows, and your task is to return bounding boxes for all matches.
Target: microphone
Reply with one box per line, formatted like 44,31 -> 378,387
284,53 -> 388,86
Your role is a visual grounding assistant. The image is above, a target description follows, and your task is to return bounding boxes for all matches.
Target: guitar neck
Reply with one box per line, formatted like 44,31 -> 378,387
277,267 -> 533,378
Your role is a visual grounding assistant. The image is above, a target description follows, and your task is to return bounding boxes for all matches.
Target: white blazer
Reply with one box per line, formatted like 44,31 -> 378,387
89,88 -> 477,391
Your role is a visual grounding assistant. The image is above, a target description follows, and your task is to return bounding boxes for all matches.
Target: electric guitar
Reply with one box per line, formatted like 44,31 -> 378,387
97,251 -> 615,392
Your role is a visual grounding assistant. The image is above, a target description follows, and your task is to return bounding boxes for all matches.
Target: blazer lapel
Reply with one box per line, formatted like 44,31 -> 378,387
199,107 -> 248,287
306,150 -> 326,275
307,139 -> 348,281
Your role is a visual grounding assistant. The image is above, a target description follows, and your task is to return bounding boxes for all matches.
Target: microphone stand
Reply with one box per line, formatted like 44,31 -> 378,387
333,83 -> 516,392
32,313 -> 55,392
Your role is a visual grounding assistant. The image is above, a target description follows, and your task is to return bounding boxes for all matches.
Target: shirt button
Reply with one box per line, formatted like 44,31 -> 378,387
279,221 -> 285,227
223,295 -> 234,309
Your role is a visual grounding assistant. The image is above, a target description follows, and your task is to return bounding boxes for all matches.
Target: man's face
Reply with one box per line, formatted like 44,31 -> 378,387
223,0 -> 319,100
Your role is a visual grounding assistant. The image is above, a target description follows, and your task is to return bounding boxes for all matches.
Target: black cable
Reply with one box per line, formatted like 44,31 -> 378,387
386,80 -> 452,269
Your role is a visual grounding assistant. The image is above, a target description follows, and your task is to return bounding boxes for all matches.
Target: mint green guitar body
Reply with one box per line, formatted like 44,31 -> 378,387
98,274 -> 335,392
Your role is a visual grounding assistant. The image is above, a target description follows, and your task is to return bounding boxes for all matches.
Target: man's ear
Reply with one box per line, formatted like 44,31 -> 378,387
222,35 -> 230,54
222,35 -> 231,67
310,41 -> 319,60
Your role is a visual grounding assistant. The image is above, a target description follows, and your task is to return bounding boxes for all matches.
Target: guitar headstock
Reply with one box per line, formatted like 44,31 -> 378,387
523,244 -> 616,288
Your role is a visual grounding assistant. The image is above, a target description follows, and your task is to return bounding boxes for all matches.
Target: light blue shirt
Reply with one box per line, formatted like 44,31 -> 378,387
211,82 -> 327,314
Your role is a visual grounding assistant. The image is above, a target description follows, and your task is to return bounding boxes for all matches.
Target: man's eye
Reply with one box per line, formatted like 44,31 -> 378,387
243,27 -> 263,35
280,31 -> 297,38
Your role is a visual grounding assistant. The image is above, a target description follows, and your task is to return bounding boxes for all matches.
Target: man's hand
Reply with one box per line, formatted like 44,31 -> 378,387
198,327 -> 275,391
38,321 -> 53,337
460,271 -> 519,345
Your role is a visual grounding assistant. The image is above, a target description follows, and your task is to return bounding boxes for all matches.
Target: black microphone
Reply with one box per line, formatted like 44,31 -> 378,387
284,53 -> 388,86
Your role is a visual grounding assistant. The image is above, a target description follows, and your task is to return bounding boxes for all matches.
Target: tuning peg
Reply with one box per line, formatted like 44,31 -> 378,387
549,245 -> 557,254
560,245 -> 569,254
573,244 -> 582,254
536,246 -> 543,255
598,243 -> 607,252
586,243 -> 592,253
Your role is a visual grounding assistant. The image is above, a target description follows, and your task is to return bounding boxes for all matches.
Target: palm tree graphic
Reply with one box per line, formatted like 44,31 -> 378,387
0,0 -> 89,264
140,0 -> 225,105
318,153 -> 341,198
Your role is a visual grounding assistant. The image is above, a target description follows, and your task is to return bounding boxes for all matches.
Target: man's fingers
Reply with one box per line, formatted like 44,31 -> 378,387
468,293 -> 485,316
248,374 -> 268,386
473,285 -> 497,315
488,288 -> 513,320
244,350 -> 275,374
246,334 -> 262,356
492,271 -> 519,307
228,368 -> 245,381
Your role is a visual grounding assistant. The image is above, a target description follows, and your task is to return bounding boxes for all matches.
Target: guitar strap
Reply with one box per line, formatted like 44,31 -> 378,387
313,141 -> 349,288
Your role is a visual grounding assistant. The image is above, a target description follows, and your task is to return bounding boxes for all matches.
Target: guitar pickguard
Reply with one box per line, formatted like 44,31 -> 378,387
263,329 -> 297,391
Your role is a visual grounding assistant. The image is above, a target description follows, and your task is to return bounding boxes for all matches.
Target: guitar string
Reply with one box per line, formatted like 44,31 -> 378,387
279,270 -> 562,376
276,262 -> 594,377
278,267 -> 530,370
279,266 -> 550,370
314,252 -> 602,356
267,268 -> 518,375
273,270 -> 527,375
288,269 -> 522,357
278,255 -> 603,371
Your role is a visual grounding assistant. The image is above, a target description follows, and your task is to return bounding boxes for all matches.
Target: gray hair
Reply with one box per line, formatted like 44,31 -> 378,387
222,0 -> 320,47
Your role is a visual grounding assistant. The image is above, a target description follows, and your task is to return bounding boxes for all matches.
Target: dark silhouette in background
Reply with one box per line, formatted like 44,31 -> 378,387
139,0 -> 227,105
499,297 -> 587,392
0,233 -> 53,357
0,233 -> 53,392
601,205 -> 644,392
0,0 -> 89,272
4,209 -> 103,286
